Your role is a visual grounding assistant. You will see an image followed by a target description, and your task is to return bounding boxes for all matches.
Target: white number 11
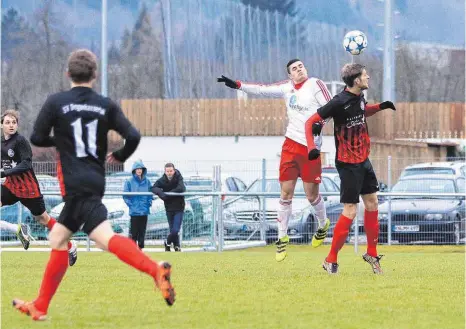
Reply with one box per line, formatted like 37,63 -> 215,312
71,118 -> 98,158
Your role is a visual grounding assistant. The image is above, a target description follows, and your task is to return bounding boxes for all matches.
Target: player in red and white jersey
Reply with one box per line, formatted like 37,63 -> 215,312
218,59 -> 332,261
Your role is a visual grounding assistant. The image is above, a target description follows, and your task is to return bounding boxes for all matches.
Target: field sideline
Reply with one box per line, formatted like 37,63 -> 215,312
1,245 -> 464,329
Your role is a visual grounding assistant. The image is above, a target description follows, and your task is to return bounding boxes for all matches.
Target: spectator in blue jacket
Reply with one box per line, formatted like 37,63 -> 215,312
123,160 -> 152,249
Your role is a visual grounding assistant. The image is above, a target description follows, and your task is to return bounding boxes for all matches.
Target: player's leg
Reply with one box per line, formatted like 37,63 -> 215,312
276,139 -> 299,261
1,185 -> 31,249
13,222 -> 72,321
0,219 -> 20,233
89,220 -> 175,305
360,159 -> 383,274
323,163 -> 362,274
298,146 -> 329,246
303,181 -> 330,247
22,196 -> 77,266
83,199 -> 174,305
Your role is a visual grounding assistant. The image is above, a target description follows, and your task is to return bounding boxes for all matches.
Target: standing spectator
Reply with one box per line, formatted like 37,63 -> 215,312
151,163 -> 186,252
123,160 -> 152,249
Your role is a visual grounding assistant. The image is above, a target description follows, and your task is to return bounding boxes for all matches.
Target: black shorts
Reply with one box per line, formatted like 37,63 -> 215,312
1,185 -> 46,216
59,196 -> 107,234
336,159 -> 379,204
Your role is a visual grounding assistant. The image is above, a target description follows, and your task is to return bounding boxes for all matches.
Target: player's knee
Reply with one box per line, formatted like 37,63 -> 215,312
280,190 -> 293,200
343,204 -> 358,219
365,199 -> 379,212
48,229 -> 69,250
307,193 -> 320,204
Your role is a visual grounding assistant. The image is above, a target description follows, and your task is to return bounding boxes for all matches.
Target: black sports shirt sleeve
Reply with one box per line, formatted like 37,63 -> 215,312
108,101 -> 141,162
30,96 -> 56,147
317,97 -> 341,120
2,136 -> 33,177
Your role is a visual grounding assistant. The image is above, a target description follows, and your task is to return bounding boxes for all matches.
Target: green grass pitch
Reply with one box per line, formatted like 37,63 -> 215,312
1,245 -> 464,329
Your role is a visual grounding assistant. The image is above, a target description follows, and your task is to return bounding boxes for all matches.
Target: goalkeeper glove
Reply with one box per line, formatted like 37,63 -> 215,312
379,101 -> 396,111
308,149 -> 320,161
217,75 -> 239,89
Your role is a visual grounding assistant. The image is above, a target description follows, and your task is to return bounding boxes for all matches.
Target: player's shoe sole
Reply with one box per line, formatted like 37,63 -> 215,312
155,262 -> 175,306
275,235 -> 289,262
12,299 -> 47,321
362,253 -> 384,274
311,218 -> 330,248
16,224 -> 31,250
68,240 -> 78,267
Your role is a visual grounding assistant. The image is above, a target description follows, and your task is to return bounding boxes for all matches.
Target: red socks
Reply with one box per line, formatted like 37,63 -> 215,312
108,235 -> 159,278
364,209 -> 379,257
46,218 -> 72,249
326,214 -> 353,263
46,218 -> 57,230
34,250 -> 69,313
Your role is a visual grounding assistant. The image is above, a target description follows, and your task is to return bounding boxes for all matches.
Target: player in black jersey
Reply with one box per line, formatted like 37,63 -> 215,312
305,63 -> 396,275
1,110 -> 77,265
13,49 -> 175,322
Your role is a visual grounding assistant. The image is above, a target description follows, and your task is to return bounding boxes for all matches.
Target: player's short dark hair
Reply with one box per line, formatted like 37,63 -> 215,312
164,163 -> 175,169
67,49 -> 97,83
286,59 -> 302,74
341,63 -> 366,87
1,109 -> 20,124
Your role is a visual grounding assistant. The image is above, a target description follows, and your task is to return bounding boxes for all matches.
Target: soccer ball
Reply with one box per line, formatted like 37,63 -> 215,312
343,30 -> 368,55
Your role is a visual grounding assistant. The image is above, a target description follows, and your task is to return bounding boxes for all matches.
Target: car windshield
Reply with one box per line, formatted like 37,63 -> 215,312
392,178 -> 456,196
248,179 -> 305,193
402,168 -> 455,177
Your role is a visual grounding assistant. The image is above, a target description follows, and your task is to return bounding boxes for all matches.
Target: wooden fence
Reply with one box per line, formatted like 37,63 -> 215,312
120,99 -> 465,139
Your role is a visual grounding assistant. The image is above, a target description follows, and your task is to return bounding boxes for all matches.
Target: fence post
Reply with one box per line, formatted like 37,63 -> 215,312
387,155 -> 392,245
213,165 -> 223,252
260,159 -> 266,241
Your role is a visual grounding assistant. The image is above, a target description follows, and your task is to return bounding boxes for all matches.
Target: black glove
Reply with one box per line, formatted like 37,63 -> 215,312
0,170 -> 5,178
379,101 -> 396,111
312,122 -> 323,136
151,186 -> 167,200
308,149 -> 320,160
217,75 -> 239,89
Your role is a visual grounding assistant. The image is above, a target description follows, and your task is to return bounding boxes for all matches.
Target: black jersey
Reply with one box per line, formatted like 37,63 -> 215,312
1,133 -> 41,198
30,86 -> 140,198
317,89 -> 371,164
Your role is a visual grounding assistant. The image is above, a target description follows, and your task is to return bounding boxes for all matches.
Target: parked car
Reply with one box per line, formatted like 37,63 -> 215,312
378,174 -> 466,244
221,176 -> 341,243
399,162 -> 466,179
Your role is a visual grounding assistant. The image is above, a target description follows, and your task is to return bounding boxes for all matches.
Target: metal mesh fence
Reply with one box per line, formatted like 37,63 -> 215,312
1,157 -> 465,249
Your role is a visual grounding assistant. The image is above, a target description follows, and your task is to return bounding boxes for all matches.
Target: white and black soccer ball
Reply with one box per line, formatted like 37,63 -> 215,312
343,30 -> 368,55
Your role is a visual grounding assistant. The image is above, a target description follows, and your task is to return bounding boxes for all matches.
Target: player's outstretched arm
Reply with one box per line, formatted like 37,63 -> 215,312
217,75 -> 286,97
1,137 -> 33,178
365,101 -> 396,117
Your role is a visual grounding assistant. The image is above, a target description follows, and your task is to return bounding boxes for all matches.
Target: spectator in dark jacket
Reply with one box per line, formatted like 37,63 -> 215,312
123,160 -> 152,249
151,163 -> 186,252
